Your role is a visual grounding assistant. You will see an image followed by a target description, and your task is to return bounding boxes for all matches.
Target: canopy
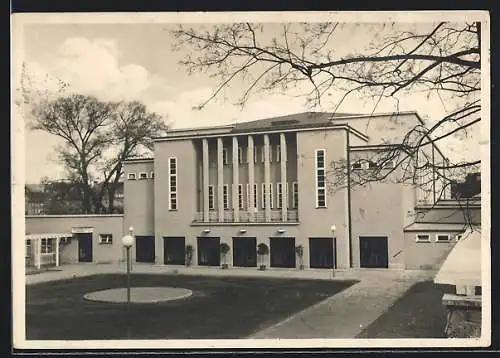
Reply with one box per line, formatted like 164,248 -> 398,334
434,227 -> 482,287
26,233 -> 72,240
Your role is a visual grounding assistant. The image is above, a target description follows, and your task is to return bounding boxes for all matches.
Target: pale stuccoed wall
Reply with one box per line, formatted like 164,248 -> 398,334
123,160 -> 155,236
25,215 -> 124,264
154,139 -> 198,264
296,128 -> 350,269
403,231 -> 461,270
349,149 -> 417,269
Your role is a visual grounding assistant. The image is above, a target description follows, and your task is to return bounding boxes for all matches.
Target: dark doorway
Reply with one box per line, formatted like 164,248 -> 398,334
197,237 -> 220,266
233,237 -> 257,267
309,237 -> 336,269
76,233 -> 93,263
270,237 -> 296,268
359,236 -> 389,268
163,237 -> 186,265
135,236 -> 155,263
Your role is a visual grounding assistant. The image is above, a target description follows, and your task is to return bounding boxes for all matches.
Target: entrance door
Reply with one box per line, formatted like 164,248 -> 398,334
197,237 -> 220,266
163,237 -> 186,265
270,237 -> 296,268
76,233 -> 93,262
359,236 -> 389,268
135,236 -> 155,263
309,237 -> 336,269
233,237 -> 257,267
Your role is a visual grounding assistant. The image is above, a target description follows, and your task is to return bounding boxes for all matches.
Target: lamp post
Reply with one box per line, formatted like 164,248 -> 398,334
330,225 -> 336,279
121,226 -> 135,339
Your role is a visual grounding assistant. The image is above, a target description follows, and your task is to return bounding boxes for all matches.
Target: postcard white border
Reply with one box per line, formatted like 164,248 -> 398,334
11,10 -> 491,350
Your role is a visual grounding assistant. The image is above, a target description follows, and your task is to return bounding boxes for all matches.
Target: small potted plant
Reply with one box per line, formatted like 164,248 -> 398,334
185,244 -> 194,267
220,242 -> 230,269
257,243 -> 269,271
295,244 -> 305,270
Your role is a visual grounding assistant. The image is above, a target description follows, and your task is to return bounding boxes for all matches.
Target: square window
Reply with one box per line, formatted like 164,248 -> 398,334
128,173 -> 136,180
99,234 -> 113,245
150,172 -> 155,179
139,172 -> 148,180
416,234 -> 430,242
436,234 -> 450,242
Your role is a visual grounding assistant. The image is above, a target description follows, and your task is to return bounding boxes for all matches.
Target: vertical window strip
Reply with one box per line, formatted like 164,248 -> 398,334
253,184 -> 258,209
315,149 -> 326,208
223,184 -> 229,209
261,183 -> 266,209
238,184 -> 244,209
208,185 -> 214,210
292,182 -> 298,209
277,183 -> 283,209
168,157 -> 178,210
276,145 -> 281,162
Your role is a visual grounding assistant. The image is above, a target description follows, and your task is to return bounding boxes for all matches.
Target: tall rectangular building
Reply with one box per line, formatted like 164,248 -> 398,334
123,111 -> 455,270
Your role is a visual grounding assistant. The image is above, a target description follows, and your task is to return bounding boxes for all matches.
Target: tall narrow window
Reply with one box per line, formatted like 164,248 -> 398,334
253,184 -> 258,209
261,183 -> 266,209
238,184 -> 244,209
277,183 -> 283,209
315,149 -> 326,208
292,182 -> 299,209
238,147 -> 244,164
276,145 -> 281,162
222,148 -> 228,165
208,185 -> 215,209
223,184 -> 229,209
168,157 -> 178,210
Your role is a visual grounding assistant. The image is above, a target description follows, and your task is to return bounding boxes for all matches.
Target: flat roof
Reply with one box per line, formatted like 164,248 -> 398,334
403,222 -> 473,232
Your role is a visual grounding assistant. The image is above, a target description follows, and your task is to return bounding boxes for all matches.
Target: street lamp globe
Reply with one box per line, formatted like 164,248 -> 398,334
122,234 -> 135,248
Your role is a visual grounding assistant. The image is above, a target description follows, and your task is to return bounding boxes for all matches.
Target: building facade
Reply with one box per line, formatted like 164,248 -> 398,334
121,111 -> 466,271
25,111 -> 478,271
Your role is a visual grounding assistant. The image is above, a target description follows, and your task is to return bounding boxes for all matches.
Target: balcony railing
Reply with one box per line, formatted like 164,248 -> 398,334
192,209 -> 299,223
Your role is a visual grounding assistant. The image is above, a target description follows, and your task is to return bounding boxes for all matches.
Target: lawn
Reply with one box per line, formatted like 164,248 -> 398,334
356,280 -> 454,338
26,274 -> 356,340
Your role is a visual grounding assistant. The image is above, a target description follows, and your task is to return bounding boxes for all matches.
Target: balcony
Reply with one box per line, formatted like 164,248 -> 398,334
192,209 -> 299,223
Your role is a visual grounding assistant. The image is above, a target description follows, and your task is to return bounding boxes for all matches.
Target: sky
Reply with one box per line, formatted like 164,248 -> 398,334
14,16 -> 485,184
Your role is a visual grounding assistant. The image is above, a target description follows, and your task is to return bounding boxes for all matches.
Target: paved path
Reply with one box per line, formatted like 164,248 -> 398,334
249,269 -> 435,339
24,263 -> 436,339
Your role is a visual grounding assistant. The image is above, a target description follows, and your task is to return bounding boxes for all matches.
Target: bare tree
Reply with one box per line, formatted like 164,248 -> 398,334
29,94 -> 168,214
31,94 -> 117,213
171,22 -> 482,226
95,101 -> 168,213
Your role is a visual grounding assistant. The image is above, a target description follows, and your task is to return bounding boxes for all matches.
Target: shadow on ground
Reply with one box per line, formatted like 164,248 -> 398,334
356,281 -> 453,338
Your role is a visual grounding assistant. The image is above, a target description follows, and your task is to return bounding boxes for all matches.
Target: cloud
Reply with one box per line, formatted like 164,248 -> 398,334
37,37 -> 153,101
